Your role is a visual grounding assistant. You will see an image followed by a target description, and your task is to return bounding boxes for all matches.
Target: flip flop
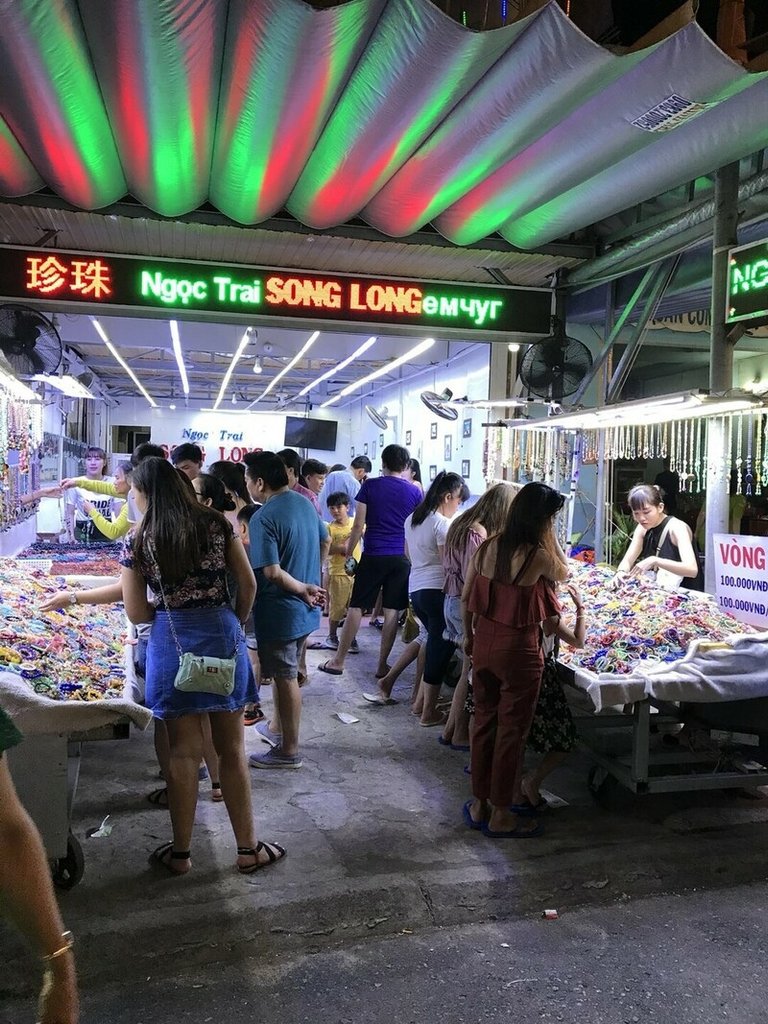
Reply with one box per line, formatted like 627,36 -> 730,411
437,735 -> 452,746
462,799 -> 484,831
508,802 -> 538,818
450,742 -> 471,752
482,821 -> 543,839
362,692 -> 398,705
318,662 -> 343,676
146,787 -> 169,807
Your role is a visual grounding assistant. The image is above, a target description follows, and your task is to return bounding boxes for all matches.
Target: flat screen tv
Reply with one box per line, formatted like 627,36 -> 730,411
283,416 -> 338,452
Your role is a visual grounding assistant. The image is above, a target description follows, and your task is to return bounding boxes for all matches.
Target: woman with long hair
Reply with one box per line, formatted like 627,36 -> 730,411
404,458 -> 424,492
440,483 -> 520,749
120,457 -> 285,876
400,471 -> 469,725
208,461 -> 253,531
461,482 -> 568,838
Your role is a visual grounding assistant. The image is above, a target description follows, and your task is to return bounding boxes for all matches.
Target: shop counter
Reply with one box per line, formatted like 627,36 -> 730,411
559,563 -> 768,799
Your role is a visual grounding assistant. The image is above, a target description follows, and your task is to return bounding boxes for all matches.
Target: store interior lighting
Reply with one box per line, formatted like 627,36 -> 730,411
0,366 -> 39,402
169,321 -> 190,396
320,338 -> 435,408
502,391 -> 761,431
248,330 -> 319,408
295,336 -> 377,399
213,327 -> 254,411
32,374 -> 95,399
90,318 -> 157,408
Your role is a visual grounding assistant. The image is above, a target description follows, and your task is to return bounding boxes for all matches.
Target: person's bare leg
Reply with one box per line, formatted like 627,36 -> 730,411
272,676 -> 302,756
377,638 -> 420,699
322,607 -> 362,671
164,715 -> 205,872
521,752 -> 568,805
209,710 -> 285,870
420,682 -> 444,727
370,589 -> 384,626
411,645 -> 427,715
376,608 -> 400,678
442,654 -> 471,745
153,719 -> 170,778
201,714 -> 220,787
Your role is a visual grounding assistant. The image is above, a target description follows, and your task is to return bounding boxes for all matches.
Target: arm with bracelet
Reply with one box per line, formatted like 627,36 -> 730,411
0,734 -> 78,1023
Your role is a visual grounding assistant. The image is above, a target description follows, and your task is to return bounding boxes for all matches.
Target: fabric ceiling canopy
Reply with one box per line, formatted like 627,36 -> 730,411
0,0 -> 767,251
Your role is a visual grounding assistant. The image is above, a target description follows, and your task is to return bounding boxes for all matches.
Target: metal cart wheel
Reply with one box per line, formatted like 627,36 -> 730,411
51,832 -> 84,889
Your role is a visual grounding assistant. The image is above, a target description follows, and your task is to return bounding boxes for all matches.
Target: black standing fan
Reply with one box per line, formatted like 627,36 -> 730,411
518,317 -> 592,401
0,304 -> 62,376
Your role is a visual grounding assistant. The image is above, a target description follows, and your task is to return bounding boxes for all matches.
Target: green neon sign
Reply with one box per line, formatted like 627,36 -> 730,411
726,238 -> 768,324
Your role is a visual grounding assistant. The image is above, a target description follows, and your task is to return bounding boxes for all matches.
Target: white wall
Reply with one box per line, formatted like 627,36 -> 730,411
346,344 -> 490,494
108,399 -> 350,468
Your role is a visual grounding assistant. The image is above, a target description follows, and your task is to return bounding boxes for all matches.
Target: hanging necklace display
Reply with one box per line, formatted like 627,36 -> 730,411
734,412 -> 744,494
755,413 -> 763,494
661,421 -> 668,459
678,419 -> 688,492
669,421 -> 677,471
744,411 -> 754,496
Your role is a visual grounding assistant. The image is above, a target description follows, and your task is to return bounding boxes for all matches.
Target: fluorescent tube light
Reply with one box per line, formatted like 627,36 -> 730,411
169,321 -> 190,396
320,338 -> 435,408
295,336 -> 377,399
0,367 -> 39,401
91,318 -> 157,408
248,330 -> 319,408
213,328 -> 253,410
32,374 -> 95,399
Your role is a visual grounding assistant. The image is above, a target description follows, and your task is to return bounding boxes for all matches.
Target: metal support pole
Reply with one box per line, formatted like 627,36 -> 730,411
705,161 -> 741,593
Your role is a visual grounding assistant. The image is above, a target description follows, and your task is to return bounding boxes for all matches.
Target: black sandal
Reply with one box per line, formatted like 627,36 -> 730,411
147,787 -> 169,807
237,841 -> 287,875
150,841 -> 191,875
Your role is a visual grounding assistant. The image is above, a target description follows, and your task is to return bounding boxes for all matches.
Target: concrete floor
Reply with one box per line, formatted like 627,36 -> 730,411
3,622 -> 768,1022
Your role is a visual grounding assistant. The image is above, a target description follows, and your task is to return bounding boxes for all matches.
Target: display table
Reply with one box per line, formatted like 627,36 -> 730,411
0,561 -> 150,886
559,563 -> 768,799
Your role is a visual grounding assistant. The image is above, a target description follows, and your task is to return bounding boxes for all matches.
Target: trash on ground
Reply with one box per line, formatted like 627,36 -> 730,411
335,711 -> 360,724
582,878 -> 609,889
542,908 -> 559,920
88,814 -> 112,838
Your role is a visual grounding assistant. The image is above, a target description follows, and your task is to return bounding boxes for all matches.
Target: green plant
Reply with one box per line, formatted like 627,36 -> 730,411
606,505 -> 634,567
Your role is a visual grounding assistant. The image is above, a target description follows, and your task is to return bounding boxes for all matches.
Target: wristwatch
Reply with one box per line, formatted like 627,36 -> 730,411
68,591 -> 78,606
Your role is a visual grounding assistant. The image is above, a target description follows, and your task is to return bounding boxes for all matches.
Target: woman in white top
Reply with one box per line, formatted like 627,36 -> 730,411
404,471 -> 469,726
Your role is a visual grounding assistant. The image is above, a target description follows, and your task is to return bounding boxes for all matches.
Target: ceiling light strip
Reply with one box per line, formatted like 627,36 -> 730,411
169,321 -> 190,396
295,336 -> 377,399
0,366 -> 39,401
321,338 -> 435,408
248,330 -> 320,408
91,318 -> 157,408
213,328 -> 253,410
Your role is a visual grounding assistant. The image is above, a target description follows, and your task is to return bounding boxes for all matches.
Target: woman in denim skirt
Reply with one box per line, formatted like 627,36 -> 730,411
120,457 -> 286,877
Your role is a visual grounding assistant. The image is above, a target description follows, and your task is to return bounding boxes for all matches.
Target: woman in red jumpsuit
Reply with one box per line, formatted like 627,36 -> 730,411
461,483 -> 569,838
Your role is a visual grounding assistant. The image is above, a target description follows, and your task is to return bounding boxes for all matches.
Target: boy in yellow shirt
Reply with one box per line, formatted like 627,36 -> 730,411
322,492 -> 361,651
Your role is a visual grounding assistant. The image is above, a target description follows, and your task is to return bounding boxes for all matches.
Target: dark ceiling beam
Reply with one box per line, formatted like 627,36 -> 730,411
0,193 -> 595,261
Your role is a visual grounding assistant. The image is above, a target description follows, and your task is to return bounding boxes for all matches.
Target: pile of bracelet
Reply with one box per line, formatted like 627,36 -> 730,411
0,561 -> 125,701
15,540 -> 121,577
559,562 -> 756,675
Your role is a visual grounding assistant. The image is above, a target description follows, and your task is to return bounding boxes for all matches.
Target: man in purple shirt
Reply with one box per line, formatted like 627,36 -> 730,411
319,444 -> 421,679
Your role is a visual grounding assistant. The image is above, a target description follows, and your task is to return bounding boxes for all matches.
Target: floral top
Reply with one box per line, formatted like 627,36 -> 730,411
120,519 -> 230,610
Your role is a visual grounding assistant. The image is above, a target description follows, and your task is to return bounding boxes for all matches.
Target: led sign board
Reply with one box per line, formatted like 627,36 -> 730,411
0,246 -> 551,336
726,237 -> 768,324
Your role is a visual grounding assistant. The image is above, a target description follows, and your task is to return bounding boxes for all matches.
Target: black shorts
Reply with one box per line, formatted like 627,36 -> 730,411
350,554 -> 410,612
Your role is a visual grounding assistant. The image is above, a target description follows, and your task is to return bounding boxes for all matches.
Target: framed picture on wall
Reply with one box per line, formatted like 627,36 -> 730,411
372,440 -> 377,460
444,435 -> 452,462
379,433 -> 384,448
405,430 -> 412,446
461,459 -> 470,478
350,446 -> 355,457
364,442 -> 368,455
429,465 -> 437,480
462,418 -> 472,438
430,422 -> 438,439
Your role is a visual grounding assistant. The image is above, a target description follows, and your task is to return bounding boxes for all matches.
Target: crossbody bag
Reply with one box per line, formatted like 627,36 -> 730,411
150,545 -> 238,696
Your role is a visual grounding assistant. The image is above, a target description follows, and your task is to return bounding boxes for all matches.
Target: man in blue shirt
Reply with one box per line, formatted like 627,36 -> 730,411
244,452 -> 329,769
317,455 -> 371,521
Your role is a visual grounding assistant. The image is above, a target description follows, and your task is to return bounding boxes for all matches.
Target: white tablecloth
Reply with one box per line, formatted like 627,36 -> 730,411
569,631 -> 768,712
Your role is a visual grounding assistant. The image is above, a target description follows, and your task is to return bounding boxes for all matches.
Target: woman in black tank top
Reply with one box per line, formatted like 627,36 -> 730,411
616,484 -> 699,590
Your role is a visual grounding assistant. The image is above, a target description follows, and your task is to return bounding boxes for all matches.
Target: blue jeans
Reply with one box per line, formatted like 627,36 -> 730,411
410,588 -> 456,688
